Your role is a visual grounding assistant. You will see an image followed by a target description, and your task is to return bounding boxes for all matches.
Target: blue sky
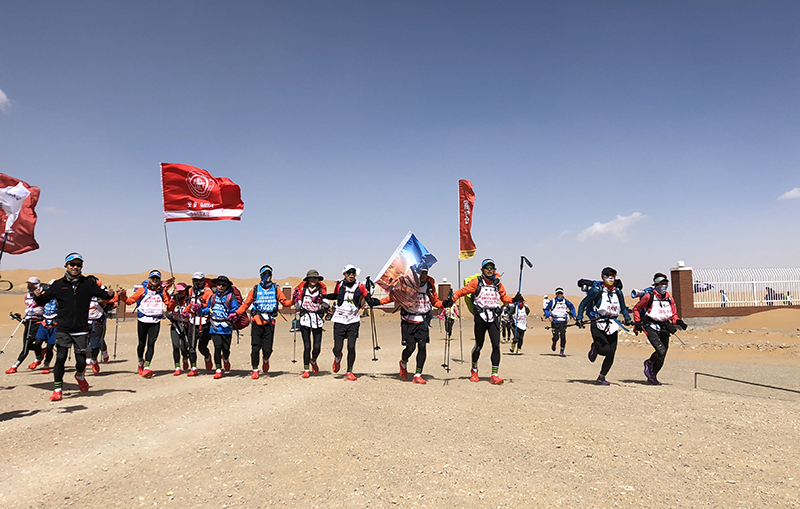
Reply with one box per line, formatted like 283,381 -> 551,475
1,1 -> 798,293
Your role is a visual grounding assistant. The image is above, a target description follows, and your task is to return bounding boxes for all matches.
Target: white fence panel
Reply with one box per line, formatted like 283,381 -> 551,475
692,268 -> 800,308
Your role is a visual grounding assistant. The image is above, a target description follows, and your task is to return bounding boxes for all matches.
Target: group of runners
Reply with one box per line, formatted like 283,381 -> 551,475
5,254 -> 687,401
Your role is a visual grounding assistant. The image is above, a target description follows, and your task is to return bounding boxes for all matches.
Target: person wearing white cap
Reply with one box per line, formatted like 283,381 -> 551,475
540,295 -> 549,321
185,272 -> 213,376
543,288 -> 577,357
120,269 -> 172,378
5,276 -> 45,374
323,264 -> 370,381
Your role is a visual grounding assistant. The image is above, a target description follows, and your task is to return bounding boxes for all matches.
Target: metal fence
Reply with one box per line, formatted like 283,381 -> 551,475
692,268 -> 800,308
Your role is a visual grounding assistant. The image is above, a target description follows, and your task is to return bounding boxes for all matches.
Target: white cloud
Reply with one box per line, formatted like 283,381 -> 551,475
577,212 -> 646,241
777,187 -> 800,200
0,88 -> 10,113
557,229 -> 570,238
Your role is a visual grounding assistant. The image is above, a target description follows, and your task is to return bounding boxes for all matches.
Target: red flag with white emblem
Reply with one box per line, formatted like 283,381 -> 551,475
160,163 -> 244,223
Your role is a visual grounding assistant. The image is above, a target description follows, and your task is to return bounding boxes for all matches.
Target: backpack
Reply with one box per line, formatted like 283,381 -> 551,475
464,273 -> 501,315
208,286 -> 250,330
577,278 -> 624,294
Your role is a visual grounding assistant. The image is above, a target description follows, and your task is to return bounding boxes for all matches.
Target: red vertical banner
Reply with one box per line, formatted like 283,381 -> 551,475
458,179 -> 476,259
0,174 -> 40,255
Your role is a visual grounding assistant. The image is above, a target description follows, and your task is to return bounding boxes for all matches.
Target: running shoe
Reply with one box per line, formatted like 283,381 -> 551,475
91,361 -> 100,375
332,359 -> 341,373
596,375 -> 610,386
251,371 -> 259,380
137,364 -> 144,376
142,367 -> 154,378
643,360 -> 654,383
75,374 -> 89,393
5,366 -> 17,374
41,366 -> 51,374
49,390 -> 62,402
510,344 -> 516,354
490,374 -> 504,385
470,369 -> 479,383
173,368 -> 182,376
588,343 -> 598,363
187,368 -> 199,377
551,339 -> 557,352
182,359 -> 189,371
345,372 -> 357,381
310,361 -> 319,374
223,359 -> 231,372
559,350 -> 566,357
649,374 -> 662,386
29,359 -> 42,370
102,351 -> 110,362
399,361 -> 408,381
213,370 -> 223,379
262,361 -> 269,373
301,370 -> 310,379
412,375 -> 426,385
204,357 -> 213,371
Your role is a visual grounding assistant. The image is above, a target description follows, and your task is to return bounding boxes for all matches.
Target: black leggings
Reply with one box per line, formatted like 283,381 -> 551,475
333,322 -> 359,372
171,325 -> 190,364
251,322 -> 275,369
16,321 -> 42,364
188,324 -> 211,363
551,321 -> 567,349
472,318 -> 501,367
591,325 -> 618,376
645,327 -> 670,375
300,326 -> 323,366
401,321 -> 429,371
54,332 -> 89,383
212,334 -> 232,369
512,327 -> 526,348
137,321 -> 160,362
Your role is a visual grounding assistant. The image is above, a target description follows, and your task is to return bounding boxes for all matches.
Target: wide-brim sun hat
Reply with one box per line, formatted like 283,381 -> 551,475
304,269 -> 323,281
212,275 -> 232,286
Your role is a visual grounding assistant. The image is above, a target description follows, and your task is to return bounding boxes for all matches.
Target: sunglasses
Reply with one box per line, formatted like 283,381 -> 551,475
483,265 -> 496,270
67,262 -> 83,268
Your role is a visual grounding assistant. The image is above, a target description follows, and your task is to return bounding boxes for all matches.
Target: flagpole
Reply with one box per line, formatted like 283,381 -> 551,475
0,232 -> 7,267
457,258 -> 463,362
159,164 -> 175,281
163,222 -> 175,280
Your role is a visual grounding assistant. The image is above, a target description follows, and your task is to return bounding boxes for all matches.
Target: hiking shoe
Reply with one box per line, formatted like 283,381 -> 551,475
223,359 -> 231,372
213,370 -> 223,379
142,367 -> 154,378
187,368 -> 199,377
470,369 -> 479,383
399,361 -> 409,381
182,360 -> 189,371
41,366 -> 51,374
412,375 -> 426,384
5,366 -> 17,374
262,361 -> 269,373
29,359 -> 42,370
102,351 -> 110,362
490,374 -> 504,385
643,360 -> 654,383
137,364 -> 144,376
345,372 -> 357,381
559,350 -> 566,357
251,370 -> 259,380
75,375 -> 89,393
173,368 -> 182,376
551,339 -> 557,352
204,357 -> 213,371
596,375 -> 610,386
332,359 -> 341,373
588,343 -> 598,363
516,347 -> 522,355
49,390 -> 62,402
510,344 -> 516,353
310,361 -> 319,374
301,370 -> 310,379
91,361 -> 100,375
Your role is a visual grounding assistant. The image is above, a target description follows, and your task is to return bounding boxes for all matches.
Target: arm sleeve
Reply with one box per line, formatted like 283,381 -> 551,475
618,291 -> 631,321
123,287 -> 145,305
566,300 -> 576,317
497,282 -> 513,305
453,278 -> 480,301
236,289 -> 255,315
577,288 -> 598,322
632,293 -> 649,322
277,288 -> 294,308
428,277 -> 444,308
34,285 -> 57,306
670,296 -> 678,323
379,294 -> 395,305
543,300 -> 552,318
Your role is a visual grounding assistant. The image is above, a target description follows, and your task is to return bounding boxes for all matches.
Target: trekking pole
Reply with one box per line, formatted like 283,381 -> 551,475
291,308 -> 298,364
513,256 -> 533,346
441,289 -> 454,372
1,313 -> 24,354
113,311 -> 120,359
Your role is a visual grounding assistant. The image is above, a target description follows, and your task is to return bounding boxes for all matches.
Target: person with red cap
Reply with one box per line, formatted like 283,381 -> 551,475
166,283 -> 192,375
121,270 -> 172,378
5,276 -> 45,374
442,259 -> 518,384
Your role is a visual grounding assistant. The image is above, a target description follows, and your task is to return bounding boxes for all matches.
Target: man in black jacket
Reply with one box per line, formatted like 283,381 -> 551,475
34,253 -> 118,401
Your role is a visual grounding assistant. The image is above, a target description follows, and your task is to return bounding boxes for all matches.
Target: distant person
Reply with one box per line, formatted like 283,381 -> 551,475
544,287 -> 577,357
509,297 -> 530,355
5,277 -> 45,374
633,273 -> 688,385
576,267 -> 632,386
541,294 -> 549,321
720,289 -> 728,308
33,253 -> 118,401
500,305 -> 513,342
292,269 -> 329,379
788,291 -> 793,306
121,270 -> 172,378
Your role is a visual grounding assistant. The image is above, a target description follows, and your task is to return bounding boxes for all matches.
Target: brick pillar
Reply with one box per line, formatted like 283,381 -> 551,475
438,282 -> 452,300
282,284 -> 293,314
670,263 -> 694,318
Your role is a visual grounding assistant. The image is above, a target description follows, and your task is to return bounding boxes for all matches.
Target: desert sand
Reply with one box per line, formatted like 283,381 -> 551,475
1,270 -> 798,508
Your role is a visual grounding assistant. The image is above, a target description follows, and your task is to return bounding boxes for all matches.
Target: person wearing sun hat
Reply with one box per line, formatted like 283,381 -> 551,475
166,282 -> 192,376
5,276 -> 45,375
323,264 -> 370,381
442,258 -> 517,385
121,269 -> 172,378
33,253 -> 118,401
292,269 -> 329,379
201,275 -> 241,379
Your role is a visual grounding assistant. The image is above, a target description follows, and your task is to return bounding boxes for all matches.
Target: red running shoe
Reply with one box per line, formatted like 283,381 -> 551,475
91,361 -> 100,375
345,372 -> 357,381
223,359 -> 231,372
490,374 -> 504,385
5,366 -> 17,374
262,361 -> 269,373
187,368 -> 199,377
75,374 -> 89,393
301,370 -> 310,379
137,364 -> 144,376
29,359 -> 41,370
49,390 -> 62,401
213,370 -> 223,379
399,361 -> 409,381
251,371 -> 259,380
41,366 -> 51,374
142,367 -> 154,378
204,357 -> 213,371
332,359 -> 341,373
310,361 -> 319,374
182,359 -> 189,371
470,369 -> 479,383
412,375 -> 426,385
173,368 -> 182,376
102,351 -> 110,362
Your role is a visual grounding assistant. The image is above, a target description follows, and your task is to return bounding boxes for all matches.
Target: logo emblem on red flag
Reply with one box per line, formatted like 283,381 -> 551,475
161,163 -> 244,223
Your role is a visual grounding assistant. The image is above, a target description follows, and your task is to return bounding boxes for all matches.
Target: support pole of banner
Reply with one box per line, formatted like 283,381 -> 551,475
162,223 -> 175,281
457,259 -> 464,363
0,233 -> 8,267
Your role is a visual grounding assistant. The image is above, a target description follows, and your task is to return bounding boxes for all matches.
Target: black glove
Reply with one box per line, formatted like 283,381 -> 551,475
442,297 -> 453,309
512,292 -> 523,303
623,319 -> 633,326
366,297 -> 381,307
676,319 -> 688,330
575,319 -> 585,329
633,322 -> 644,334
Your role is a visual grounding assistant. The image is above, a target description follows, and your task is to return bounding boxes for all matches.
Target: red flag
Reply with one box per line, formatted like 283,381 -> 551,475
458,180 -> 476,260
0,174 -> 40,255
161,163 -> 244,223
